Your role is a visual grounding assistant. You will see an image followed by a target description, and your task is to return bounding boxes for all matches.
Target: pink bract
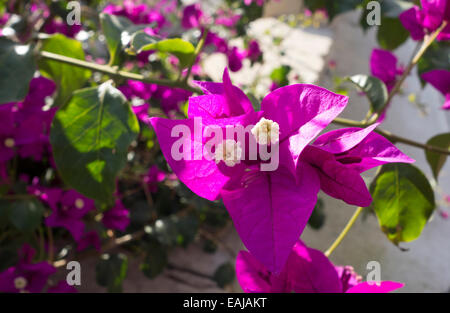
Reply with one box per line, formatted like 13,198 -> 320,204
236,240 -> 404,293
149,68 -> 413,273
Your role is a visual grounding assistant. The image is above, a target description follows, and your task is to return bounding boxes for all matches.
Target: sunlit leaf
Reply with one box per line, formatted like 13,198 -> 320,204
347,74 -> 388,113
370,163 -> 435,245
50,82 -> 139,204
38,34 -> 91,106
129,31 -> 195,68
425,133 -> 450,180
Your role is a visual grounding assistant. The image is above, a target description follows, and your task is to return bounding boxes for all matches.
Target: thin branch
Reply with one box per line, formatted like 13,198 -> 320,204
184,28 -> 209,83
369,21 -> 448,123
332,119 -> 450,155
38,51 -> 203,94
325,206 -> 363,257
37,45 -> 450,157
47,226 -> 54,263
53,230 -> 145,268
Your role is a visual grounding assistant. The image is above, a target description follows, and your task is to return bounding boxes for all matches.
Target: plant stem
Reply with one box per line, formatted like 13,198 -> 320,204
38,42 -> 450,157
371,21 -> 448,123
38,51 -> 203,94
332,119 -> 450,155
47,226 -> 54,262
53,229 -> 145,268
184,28 -> 209,83
324,206 -> 364,257
38,227 -> 45,261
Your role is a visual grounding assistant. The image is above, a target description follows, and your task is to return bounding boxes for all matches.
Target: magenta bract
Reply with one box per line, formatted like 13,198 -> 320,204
149,68 -> 414,273
236,240 -> 404,293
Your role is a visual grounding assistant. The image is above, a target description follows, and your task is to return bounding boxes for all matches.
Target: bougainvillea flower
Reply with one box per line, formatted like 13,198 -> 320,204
244,0 -> 265,6
103,0 -> 166,29
215,8 -> 241,27
0,244 -> 56,293
0,103 -> 16,162
119,80 -> 191,117
0,77 -> 56,162
143,165 -> 166,192
47,280 -> 78,293
227,46 -> 246,72
236,240 -> 404,293
77,231 -> 102,252
205,31 -> 229,54
370,49 -> 404,92
119,80 -> 153,100
44,20 -> 81,38
44,189 -> 96,241
246,40 -> 262,62
118,80 -> 152,120
269,82 -> 279,92
27,2 -> 80,38
181,3 -> 204,29
152,85 -> 192,116
150,68 -> 350,272
301,124 -> 414,206
335,265 -> 362,291
399,0 -> 450,41
102,199 -> 130,231
422,69 -> 450,109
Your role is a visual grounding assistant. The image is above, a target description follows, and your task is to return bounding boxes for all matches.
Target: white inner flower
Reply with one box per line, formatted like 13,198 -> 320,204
14,277 -> 27,290
4,138 -> 15,148
75,198 -> 85,209
214,140 -> 242,167
251,118 -> 280,145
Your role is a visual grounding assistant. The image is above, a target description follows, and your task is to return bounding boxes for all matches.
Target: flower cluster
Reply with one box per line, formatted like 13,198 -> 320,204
0,244 -> 76,293
150,68 -> 413,281
0,77 -> 56,166
1,0 -> 447,294
236,240 -> 403,293
399,0 -> 450,41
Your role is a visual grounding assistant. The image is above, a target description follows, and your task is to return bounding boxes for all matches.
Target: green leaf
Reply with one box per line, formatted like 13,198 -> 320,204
100,13 -> 133,66
377,17 -> 409,50
308,198 -> 325,230
38,34 -> 91,106
0,244 -> 20,272
100,13 -> 154,66
370,163 -> 435,245
418,41 -> 450,86
95,253 -> 128,292
270,65 -> 291,87
8,199 -> 45,232
140,237 -> 168,279
213,262 -> 235,288
425,133 -> 450,180
129,31 -> 195,68
305,0 -> 361,20
0,38 -> 35,104
127,31 -> 160,54
360,0 -> 414,32
50,82 -> 139,204
381,0 -> 414,18
347,74 -> 388,113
